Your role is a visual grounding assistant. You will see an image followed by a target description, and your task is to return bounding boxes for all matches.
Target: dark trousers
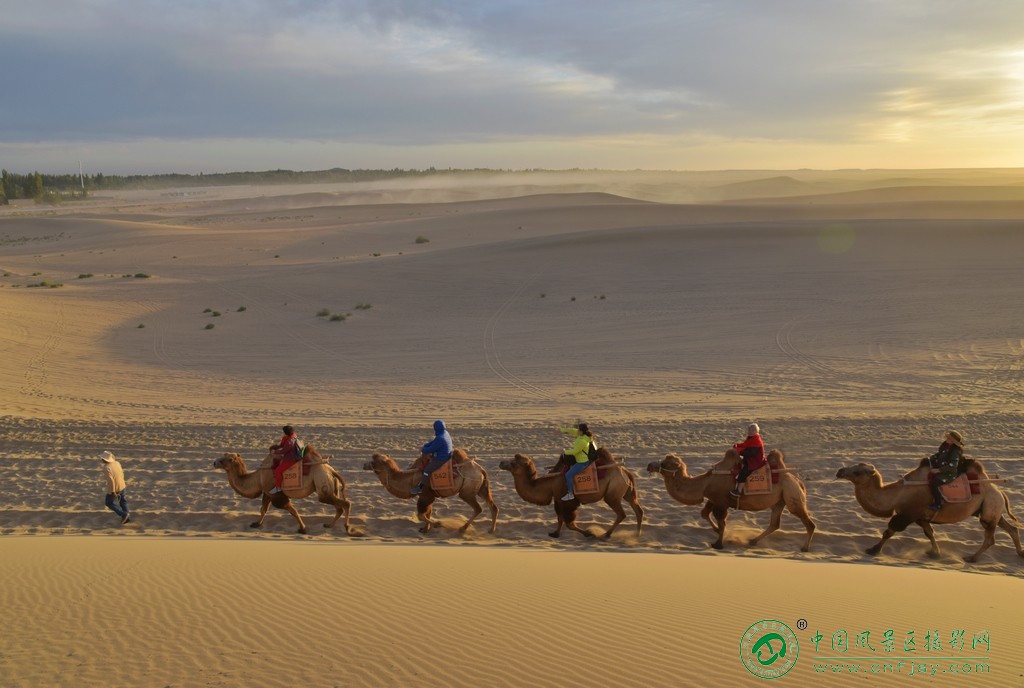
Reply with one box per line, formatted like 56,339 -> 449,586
105,490 -> 129,518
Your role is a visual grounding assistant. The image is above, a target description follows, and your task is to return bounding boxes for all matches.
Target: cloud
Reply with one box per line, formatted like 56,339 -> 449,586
2,0 -> 1023,171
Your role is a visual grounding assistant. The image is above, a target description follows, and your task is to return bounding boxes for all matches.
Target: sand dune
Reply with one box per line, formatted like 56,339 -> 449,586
2,174 -> 1022,686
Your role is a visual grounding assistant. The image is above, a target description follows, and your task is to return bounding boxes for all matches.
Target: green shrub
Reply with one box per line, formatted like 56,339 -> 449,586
316,308 -> 330,317
204,323 -> 215,330
355,303 -> 372,310
78,273 -> 93,279
236,306 -> 246,312
329,314 -> 346,321
415,235 -> 430,244
133,272 -> 150,279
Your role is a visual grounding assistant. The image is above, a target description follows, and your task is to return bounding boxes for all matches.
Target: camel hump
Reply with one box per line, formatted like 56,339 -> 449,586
451,448 -> 471,464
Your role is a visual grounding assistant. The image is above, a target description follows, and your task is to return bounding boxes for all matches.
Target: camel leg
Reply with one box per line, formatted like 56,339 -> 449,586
417,497 -> 440,533
479,478 -> 499,534
710,507 -> 728,549
319,492 -> 353,534
867,513 -> 913,555
563,506 -> 593,539
600,495 -> 627,540
624,478 -> 644,537
276,498 -> 307,534
748,502 -> 783,548
549,502 -> 569,538
916,520 -> 940,559
251,493 -> 272,529
964,517 -> 998,563
457,491 -> 483,534
700,501 -> 715,530
997,516 -> 1024,557
783,499 -> 816,552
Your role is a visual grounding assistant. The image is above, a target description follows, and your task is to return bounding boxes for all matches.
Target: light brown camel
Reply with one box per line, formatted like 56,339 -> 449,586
646,449 -> 815,551
836,461 -> 1023,562
361,449 -> 498,534
497,449 -> 643,539
213,449 -> 353,535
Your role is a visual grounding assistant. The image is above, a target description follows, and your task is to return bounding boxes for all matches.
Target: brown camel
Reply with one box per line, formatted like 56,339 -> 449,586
497,449 -> 644,539
836,461 -> 1023,562
213,448 -> 353,535
361,450 -> 498,534
646,449 -> 815,551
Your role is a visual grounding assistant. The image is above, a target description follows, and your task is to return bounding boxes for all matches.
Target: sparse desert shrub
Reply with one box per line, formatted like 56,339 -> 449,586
32,272 -> 41,276
570,296 -> 576,301
316,308 -> 330,317
203,308 -> 212,313
137,323 -> 145,328
28,280 -> 63,288
599,295 -> 606,300
133,272 -> 150,279
539,293 -> 546,298
211,311 -> 221,317
415,235 -> 430,244
371,252 -> 381,257
236,306 -> 246,312
78,273 -> 93,279
329,314 -> 346,321
204,323 -> 215,330
355,303 -> 372,310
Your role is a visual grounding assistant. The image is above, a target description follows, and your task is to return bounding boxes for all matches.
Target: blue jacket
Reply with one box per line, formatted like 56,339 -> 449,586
421,420 -> 453,461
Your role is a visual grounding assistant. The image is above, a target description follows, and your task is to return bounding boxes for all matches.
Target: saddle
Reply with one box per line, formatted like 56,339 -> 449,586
931,471 -> 976,503
740,465 -> 772,495
429,459 -> 456,491
571,463 -> 600,496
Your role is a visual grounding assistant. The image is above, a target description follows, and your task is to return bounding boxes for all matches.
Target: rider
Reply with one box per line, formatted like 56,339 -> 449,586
559,422 -> 596,501
730,423 -> 766,497
927,430 -> 964,511
269,425 -> 303,494
410,419 -> 453,495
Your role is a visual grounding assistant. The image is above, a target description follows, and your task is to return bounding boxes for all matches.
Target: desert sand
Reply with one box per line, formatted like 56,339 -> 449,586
2,170 -> 1023,686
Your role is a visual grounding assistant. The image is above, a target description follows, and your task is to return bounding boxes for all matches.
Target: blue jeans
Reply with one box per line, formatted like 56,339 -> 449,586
105,490 -> 129,518
564,461 -> 588,494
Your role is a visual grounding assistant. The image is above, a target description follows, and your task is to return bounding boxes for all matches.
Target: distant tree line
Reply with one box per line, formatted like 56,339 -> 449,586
0,166 -> 558,204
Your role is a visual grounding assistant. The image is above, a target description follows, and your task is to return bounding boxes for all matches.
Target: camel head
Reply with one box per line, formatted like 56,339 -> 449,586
213,452 -> 245,473
835,463 -> 878,484
498,454 -> 537,477
767,448 -> 785,465
362,452 -> 397,474
646,454 -> 687,477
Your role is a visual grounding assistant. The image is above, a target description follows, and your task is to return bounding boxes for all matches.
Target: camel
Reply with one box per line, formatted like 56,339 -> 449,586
836,460 -> 1023,562
646,449 -> 815,551
361,450 -> 498,534
213,448 -> 353,535
497,449 -> 643,539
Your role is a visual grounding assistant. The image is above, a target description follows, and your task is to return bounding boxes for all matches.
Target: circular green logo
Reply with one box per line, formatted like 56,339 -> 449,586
740,619 -> 800,680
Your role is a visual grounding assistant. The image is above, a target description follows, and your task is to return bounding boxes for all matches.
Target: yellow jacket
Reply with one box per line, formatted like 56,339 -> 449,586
560,427 -> 594,463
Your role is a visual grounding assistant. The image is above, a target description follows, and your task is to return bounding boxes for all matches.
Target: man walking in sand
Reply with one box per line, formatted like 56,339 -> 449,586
98,451 -> 131,524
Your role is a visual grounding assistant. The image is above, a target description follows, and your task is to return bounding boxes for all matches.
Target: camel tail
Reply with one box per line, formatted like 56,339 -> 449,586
625,468 -> 640,502
329,466 -> 348,500
1003,490 -> 1022,526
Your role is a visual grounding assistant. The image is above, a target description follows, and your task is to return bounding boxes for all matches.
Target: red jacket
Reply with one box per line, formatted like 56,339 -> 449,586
274,433 -> 299,460
733,434 -> 766,470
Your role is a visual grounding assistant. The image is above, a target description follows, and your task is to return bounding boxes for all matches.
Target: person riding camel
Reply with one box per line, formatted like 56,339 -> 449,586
730,422 -> 766,497
410,419 -> 454,495
927,430 -> 964,511
269,425 -> 303,495
559,422 -> 596,501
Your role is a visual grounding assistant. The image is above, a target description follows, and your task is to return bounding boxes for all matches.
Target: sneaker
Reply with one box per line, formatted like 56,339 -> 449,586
121,514 -> 131,524
730,489 -> 741,497
269,486 -> 281,494
410,484 -> 423,495
560,492 -> 575,501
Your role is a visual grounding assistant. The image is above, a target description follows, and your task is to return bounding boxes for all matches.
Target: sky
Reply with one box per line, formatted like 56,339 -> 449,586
2,0 -> 1024,175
